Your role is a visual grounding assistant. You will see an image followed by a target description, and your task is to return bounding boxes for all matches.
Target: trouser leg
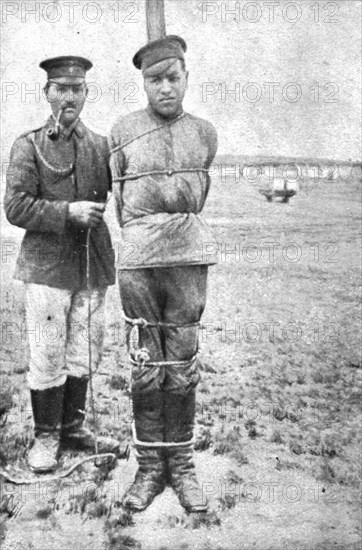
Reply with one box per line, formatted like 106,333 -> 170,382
118,269 -> 164,362
25,283 -> 71,391
162,266 -> 208,361
65,287 -> 106,379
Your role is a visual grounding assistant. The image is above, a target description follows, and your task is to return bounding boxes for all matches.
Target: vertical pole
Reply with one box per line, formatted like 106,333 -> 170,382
146,0 -> 166,42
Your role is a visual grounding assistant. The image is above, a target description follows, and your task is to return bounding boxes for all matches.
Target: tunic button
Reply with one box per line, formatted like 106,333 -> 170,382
167,169 -> 173,176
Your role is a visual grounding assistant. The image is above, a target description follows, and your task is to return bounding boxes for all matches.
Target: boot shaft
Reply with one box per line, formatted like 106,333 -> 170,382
30,385 -> 65,436
132,389 -> 196,445
28,385 -> 64,472
62,376 -> 88,430
127,389 -> 206,512
164,390 -> 195,444
61,376 -> 120,454
132,390 -> 164,443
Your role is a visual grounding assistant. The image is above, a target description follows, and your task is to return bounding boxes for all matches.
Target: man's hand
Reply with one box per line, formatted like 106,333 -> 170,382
68,201 -> 105,228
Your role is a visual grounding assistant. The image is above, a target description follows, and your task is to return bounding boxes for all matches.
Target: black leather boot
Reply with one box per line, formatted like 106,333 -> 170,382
122,390 -> 166,511
27,385 -> 65,473
61,376 -> 119,454
165,390 -> 208,513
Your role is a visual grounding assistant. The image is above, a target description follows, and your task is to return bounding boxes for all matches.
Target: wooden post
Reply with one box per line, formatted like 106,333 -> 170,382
146,0 -> 166,42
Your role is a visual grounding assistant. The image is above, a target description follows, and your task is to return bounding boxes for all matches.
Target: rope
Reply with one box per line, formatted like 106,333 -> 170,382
123,313 -> 223,332
86,229 -> 99,457
132,423 -> 194,448
123,313 -> 199,329
129,354 -> 197,368
110,113 -> 208,186
0,454 -> 117,485
113,168 -> 209,183
110,112 -> 185,155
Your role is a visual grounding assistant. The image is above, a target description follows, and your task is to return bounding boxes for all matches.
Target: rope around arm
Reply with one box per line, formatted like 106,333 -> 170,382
110,112 -> 209,182
109,112 -> 185,155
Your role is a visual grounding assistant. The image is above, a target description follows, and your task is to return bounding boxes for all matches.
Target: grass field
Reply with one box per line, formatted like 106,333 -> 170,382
0,173 -> 361,549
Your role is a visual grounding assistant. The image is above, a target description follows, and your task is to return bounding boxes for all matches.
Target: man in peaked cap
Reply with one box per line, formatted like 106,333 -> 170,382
5,56 -> 120,473
110,36 -> 218,512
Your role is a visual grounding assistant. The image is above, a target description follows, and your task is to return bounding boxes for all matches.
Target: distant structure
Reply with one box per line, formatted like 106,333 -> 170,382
213,155 -> 362,203
259,179 -> 297,203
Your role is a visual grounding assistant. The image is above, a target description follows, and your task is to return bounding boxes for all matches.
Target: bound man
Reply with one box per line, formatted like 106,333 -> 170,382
109,36 -> 218,512
5,56 -> 119,473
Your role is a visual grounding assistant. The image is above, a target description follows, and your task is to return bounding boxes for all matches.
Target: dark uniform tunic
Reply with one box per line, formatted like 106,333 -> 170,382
5,117 -> 115,290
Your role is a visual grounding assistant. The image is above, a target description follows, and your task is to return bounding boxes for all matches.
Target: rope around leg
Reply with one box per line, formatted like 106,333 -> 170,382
131,423 -> 194,448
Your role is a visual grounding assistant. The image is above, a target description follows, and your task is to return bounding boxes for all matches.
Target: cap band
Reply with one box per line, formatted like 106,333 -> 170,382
46,64 -> 86,80
40,56 -> 92,82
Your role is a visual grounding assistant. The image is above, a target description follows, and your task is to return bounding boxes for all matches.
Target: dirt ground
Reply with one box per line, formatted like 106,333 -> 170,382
1,173 -> 361,550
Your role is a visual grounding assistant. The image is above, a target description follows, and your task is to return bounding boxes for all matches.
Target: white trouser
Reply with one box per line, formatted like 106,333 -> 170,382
25,284 -> 106,390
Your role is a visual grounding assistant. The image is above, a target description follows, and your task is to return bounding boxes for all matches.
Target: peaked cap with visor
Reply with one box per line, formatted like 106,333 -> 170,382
40,56 -> 92,84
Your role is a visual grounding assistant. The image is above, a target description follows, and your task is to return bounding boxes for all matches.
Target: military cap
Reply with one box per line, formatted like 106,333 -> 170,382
133,35 -> 187,77
39,56 -> 92,84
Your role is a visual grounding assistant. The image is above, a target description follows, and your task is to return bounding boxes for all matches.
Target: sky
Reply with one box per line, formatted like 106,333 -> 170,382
1,0 -> 361,163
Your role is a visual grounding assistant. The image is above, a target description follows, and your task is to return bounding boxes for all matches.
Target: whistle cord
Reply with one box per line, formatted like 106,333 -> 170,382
86,228 -> 99,458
